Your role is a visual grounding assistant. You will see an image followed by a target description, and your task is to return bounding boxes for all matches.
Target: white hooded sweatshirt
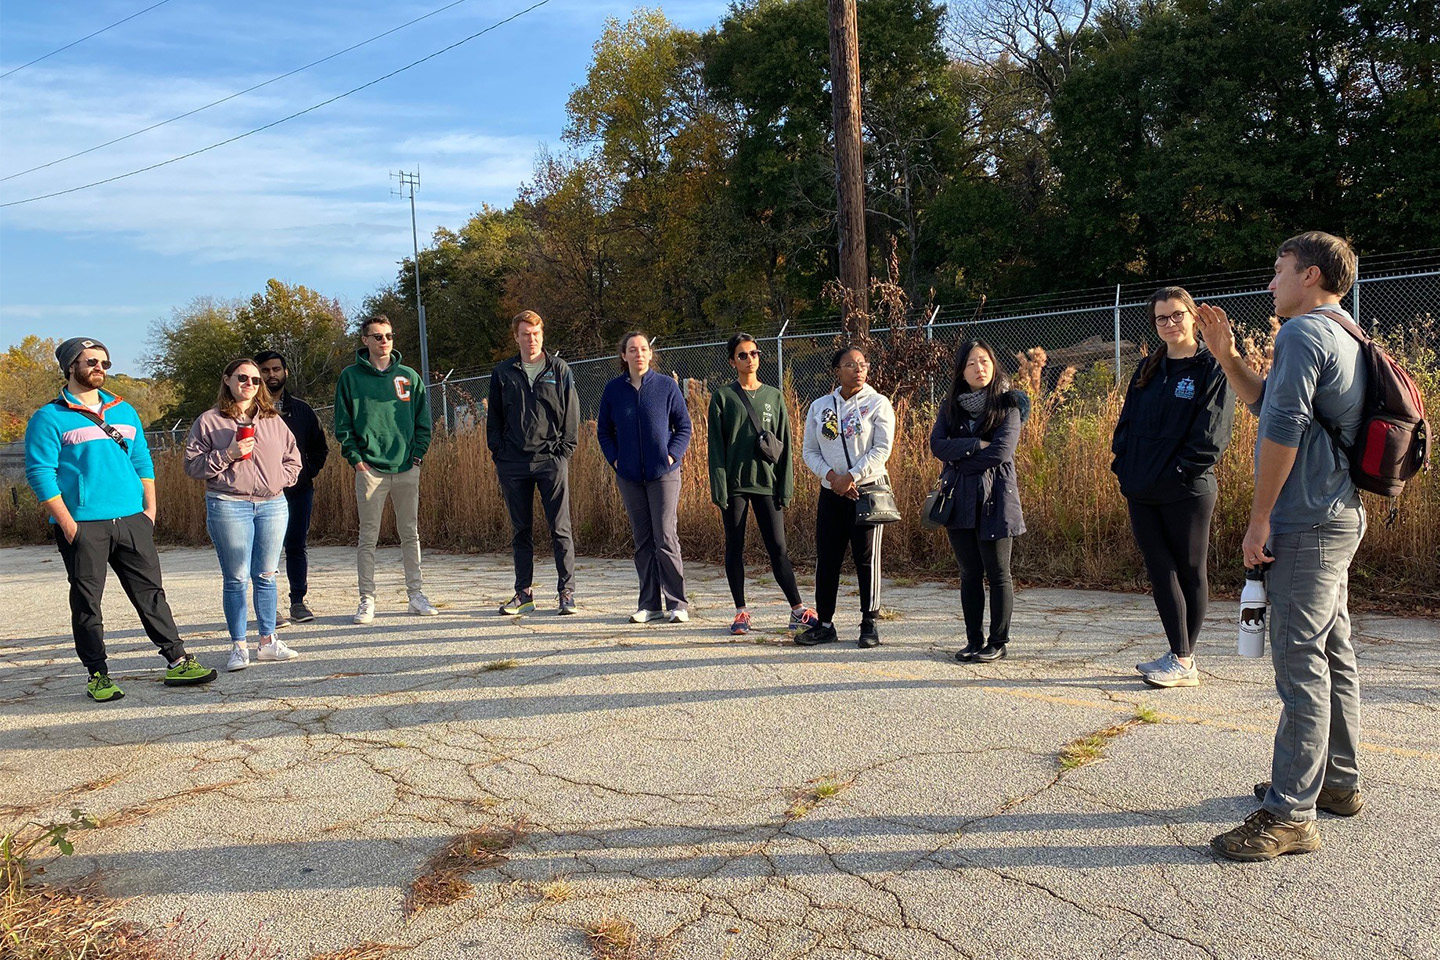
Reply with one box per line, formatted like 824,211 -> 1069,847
802,383 -> 896,490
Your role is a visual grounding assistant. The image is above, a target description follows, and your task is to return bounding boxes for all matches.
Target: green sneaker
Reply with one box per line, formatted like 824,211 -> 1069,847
499,591 -> 536,616
86,673 -> 124,703
164,655 -> 218,687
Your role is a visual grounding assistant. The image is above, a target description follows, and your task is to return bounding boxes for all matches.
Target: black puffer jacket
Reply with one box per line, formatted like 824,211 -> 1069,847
930,390 -> 1030,541
1111,344 -> 1235,504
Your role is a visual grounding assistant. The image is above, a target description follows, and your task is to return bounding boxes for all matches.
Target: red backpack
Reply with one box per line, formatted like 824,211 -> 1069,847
1323,310 -> 1431,499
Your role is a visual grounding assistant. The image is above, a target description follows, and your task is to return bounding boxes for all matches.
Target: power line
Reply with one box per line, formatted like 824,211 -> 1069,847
0,0 -> 178,80
1,0 -> 484,184
0,0 -> 552,209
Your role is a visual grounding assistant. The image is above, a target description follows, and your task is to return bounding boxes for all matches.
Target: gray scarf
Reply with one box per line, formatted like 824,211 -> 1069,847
957,391 -> 988,418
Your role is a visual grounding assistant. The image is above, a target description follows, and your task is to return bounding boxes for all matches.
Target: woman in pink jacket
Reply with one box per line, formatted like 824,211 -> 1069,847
185,358 -> 303,671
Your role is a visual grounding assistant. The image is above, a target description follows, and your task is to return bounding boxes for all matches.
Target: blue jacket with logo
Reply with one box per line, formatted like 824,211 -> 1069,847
25,388 -> 153,522
1111,343 -> 1235,504
486,353 -> 580,467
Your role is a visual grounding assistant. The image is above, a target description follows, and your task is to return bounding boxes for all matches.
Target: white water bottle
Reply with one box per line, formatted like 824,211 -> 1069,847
1238,567 -> 1268,658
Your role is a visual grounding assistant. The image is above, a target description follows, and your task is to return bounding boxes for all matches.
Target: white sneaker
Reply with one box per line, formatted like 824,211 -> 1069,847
256,635 -> 298,662
408,593 -> 439,616
630,609 -> 663,623
666,609 -> 690,623
226,642 -> 250,672
354,597 -> 376,624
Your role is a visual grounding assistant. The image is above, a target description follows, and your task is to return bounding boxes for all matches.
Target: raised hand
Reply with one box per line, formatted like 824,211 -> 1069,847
1195,302 -> 1238,359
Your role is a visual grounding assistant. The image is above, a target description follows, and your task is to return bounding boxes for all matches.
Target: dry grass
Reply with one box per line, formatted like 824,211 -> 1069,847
540,877 -> 575,902
584,916 -> 641,960
784,775 -> 849,821
4,337 -> 1434,609
404,820 -> 528,917
1059,717 -> 1151,771
479,658 -> 520,672
307,943 -> 401,960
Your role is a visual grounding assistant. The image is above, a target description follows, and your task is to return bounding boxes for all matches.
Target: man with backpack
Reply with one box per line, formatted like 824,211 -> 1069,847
1197,232 -> 1369,861
24,337 -> 218,701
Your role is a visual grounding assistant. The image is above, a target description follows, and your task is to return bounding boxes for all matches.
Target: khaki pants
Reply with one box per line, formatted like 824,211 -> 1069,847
355,465 -> 423,600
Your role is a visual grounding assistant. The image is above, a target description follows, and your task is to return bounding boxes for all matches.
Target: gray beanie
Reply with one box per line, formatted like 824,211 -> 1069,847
56,337 -> 109,374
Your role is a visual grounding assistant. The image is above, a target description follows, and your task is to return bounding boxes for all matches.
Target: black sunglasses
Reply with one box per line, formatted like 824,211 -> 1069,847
232,374 -> 263,385
367,332 -> 394,341
77,358 -> 113,370
734,349 -> 762,360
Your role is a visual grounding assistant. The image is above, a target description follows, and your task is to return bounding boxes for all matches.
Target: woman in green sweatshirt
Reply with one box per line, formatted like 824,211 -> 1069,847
707,333 -> 819,636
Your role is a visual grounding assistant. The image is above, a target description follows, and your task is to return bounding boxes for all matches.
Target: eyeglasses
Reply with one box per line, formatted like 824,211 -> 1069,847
734,349 -> 761,360
1155,310 -> 1189,326
232,374 -> 263,385
841,361 -> 870,371
77,358 -> 113,370
367,332 -> 394,341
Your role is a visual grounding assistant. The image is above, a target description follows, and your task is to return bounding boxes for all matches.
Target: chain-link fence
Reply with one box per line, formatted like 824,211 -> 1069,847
120,252 -> 1436,450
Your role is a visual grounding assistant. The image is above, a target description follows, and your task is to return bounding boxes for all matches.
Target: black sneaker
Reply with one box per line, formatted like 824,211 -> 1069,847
973,643 -> 1007,663
1253,781 -> 1363,817
290,601 -> 316,623
955,641 -> 984,663
557,590 -> 578,616
795,623 -> 838,646
857,621 -> 880,648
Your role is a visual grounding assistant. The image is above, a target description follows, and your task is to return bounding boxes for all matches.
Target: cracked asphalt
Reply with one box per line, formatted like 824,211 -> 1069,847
1,544 -> 1437,960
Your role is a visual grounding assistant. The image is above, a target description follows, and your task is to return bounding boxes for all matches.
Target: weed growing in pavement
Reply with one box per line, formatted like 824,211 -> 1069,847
405,820 -> 529,917
874,606 -> 903,621
540,877 -> 575,902
585,916 -> 641,960
1059,718 -> 1150,771
784,776 -> 849,821
2,808 -> 95,900
479,659 -> 520,672
1133,705 -> 1161,724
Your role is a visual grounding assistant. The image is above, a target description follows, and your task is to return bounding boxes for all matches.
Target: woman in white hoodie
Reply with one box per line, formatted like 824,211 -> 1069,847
797,345 -> 896,648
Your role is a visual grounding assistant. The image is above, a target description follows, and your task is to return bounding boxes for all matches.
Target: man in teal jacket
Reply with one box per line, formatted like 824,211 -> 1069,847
24,337 -> 217,701
333,315 -> 437,623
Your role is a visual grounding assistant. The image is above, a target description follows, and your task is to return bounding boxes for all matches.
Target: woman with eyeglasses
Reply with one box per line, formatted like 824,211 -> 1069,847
1112,286 -> 1235,688
797,345 -> 895,649
597,331 -> 693,623
930,340 -> 1029,664
185,358 -> 303,672
707,333 -> 819,636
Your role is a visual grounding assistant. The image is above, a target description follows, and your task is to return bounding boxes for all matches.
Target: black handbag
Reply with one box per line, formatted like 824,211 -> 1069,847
833,396 -> 900,525
733,382 -> 784,464
921,477 -> 955,530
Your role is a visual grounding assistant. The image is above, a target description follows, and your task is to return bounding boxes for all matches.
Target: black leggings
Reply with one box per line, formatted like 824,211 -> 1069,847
814,487 -> 882,624
946,528 -> 1013,648
723,493 -> 802,609
1126,493 -> 1216,657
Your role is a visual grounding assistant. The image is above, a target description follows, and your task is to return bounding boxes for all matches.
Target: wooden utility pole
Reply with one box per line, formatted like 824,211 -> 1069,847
828,0 -> 869,331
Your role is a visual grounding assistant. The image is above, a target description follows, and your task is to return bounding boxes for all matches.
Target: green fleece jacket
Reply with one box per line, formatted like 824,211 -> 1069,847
707,381 -> 795,508
333,348 -> 431,473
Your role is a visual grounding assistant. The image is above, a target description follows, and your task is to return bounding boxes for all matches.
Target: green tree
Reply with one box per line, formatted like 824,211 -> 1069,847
0,336 -> 177,440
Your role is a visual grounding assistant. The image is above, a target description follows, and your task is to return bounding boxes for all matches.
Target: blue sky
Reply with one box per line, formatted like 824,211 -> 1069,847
0,0 -> 730,375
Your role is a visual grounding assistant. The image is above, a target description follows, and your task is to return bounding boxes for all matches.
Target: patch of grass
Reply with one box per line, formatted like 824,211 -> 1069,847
890,576 -> 917,587
585,916 -> 640,960
784,775 -> 849,821
540,877 -> 574,902
405,820 -> 529,917
1058,719 -> 1147,771
479,658 -> 520,672
874,606 -> 903,621
1133,704 -> 1161,724
309,944 -> 400,960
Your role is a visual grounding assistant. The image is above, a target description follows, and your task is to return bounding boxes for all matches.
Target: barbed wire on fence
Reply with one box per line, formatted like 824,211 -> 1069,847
129,256 -> 1438,448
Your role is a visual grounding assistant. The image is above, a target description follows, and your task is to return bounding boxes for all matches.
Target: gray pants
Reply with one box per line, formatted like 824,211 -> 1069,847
1263,504 -> 1366,821
355,465 -> 423,600
498,458 -> 575,595
616,470 -> 687,613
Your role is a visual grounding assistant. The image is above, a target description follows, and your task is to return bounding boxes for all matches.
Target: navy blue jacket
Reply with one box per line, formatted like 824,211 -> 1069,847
1111,345 -> 1234,505
597,370 -> 693,483
930,391 -> 1029,541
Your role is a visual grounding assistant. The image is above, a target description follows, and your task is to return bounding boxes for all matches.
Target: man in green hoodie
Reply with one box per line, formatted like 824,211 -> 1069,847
334,315 -> 438,623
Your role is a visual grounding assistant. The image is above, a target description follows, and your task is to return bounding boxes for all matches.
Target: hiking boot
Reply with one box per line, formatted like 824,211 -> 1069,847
788,607 -> 820,631
290,601 -> 316,623
500,591 -> 536,616
1253,782 -> 1364,817
955,640 -> 985,663
1136,652 -> 1171,674
557,591 -> 578,616
353,597 -> 376,624
226,642 -> 250,672
630,609 -> 663,623
1211,809 -> 1321,862
164,656 -> 218,687
257,636 -> 299,662
795,623 -> 839,646
86,673 -> 124,703
408,593 -> 439,616
730,610 -> 752,635
666,608 -> 690,623
1142,652 -> 1200,688
857,621 -> 881,648
973,643 -> 1008,663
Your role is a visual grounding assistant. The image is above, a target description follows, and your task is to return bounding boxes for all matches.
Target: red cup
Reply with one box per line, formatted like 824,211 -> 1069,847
236,424 -> 255,460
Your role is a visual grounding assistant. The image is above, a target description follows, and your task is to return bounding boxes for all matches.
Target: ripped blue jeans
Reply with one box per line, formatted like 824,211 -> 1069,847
206,494 -> 289,643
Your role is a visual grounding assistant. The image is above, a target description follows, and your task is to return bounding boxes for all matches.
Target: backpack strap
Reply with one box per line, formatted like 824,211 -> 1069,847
732,382 -> 768,438
54,396 -> 129,452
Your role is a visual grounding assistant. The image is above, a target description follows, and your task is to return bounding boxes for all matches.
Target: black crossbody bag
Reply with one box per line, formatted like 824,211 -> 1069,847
733,382 -> 784,464
55,398 -> 129,452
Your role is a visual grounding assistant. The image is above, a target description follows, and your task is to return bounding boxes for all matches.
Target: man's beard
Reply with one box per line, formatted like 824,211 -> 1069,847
81,369 -> 105,389
265,377 -> 286,393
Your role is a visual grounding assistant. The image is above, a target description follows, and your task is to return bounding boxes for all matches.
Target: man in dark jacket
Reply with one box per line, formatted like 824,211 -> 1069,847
487,310 -> 581,616
257,350 -> 330,623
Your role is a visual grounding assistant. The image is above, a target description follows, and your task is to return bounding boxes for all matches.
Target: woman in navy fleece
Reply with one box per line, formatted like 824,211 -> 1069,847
597,331 -> 693,623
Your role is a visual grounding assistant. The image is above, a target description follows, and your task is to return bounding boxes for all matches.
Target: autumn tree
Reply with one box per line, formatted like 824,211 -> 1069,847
0,335 -> 177,440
